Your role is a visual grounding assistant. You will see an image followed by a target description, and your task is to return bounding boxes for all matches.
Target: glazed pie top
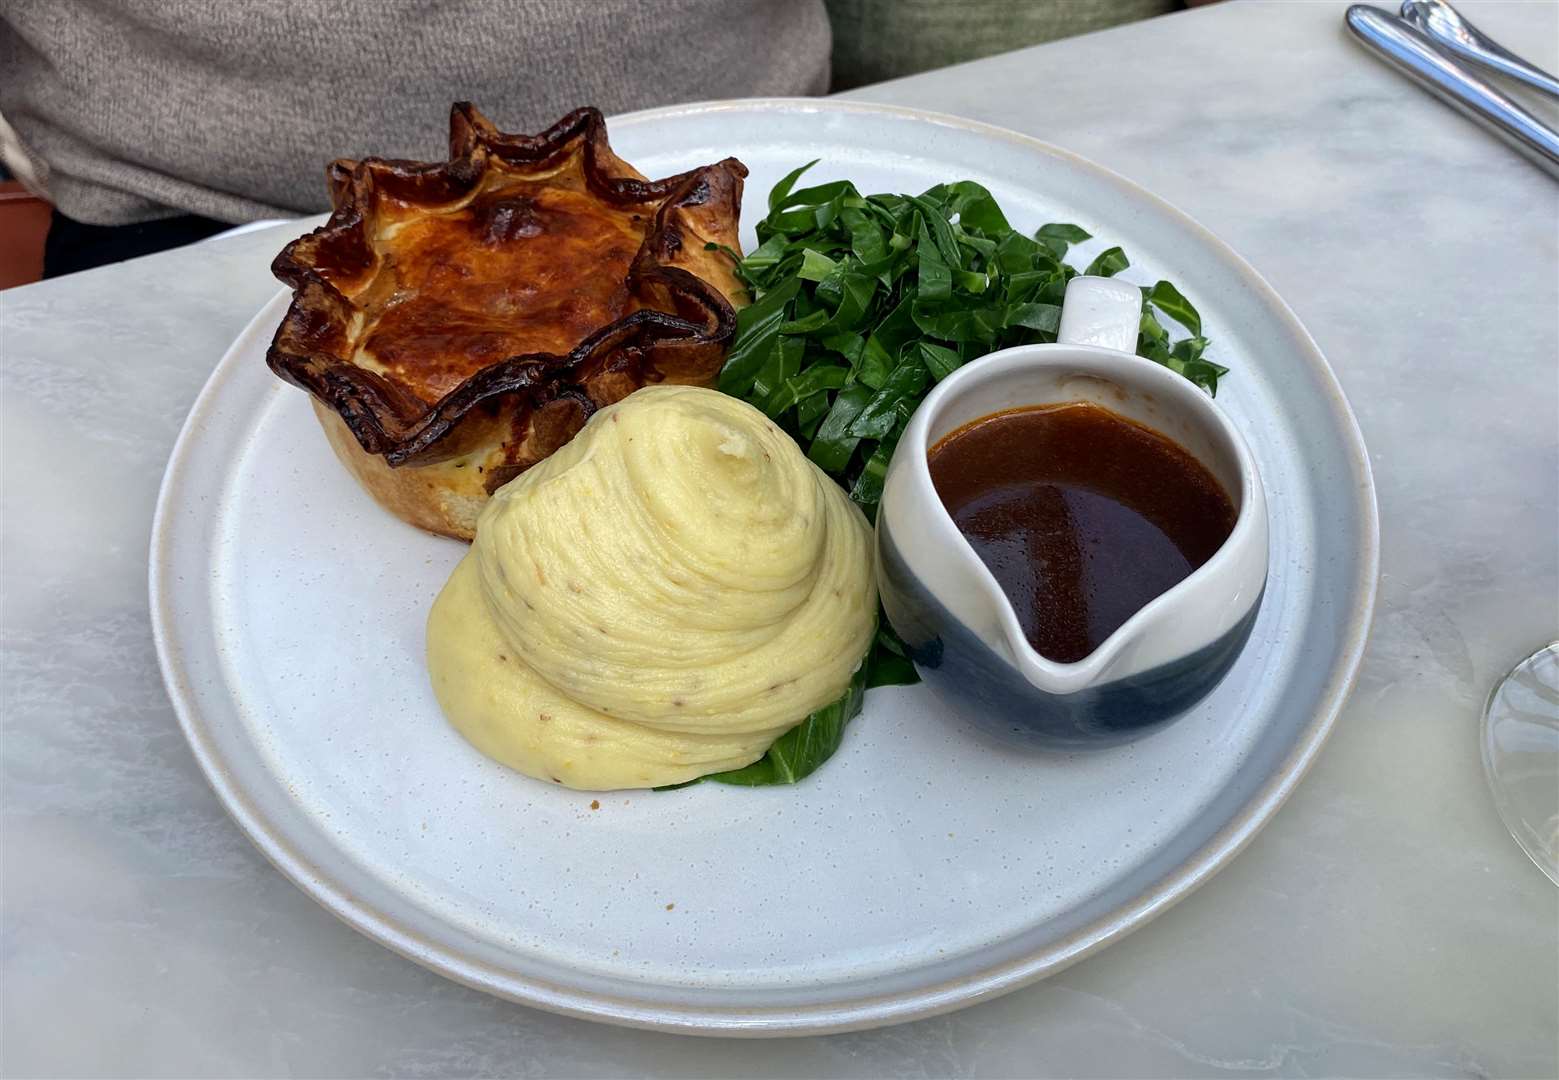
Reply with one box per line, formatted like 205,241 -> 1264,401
267,103 -> 747,481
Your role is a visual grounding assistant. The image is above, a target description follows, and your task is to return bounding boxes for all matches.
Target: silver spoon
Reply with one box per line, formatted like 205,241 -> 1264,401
1401,0 -> 1559,99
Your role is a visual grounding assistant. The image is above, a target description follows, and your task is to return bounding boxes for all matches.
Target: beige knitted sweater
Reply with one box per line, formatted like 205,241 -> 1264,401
0,0 -> 830,225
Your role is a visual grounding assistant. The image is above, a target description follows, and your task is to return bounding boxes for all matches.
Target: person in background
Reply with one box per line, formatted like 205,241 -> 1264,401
0,1 -> 831,278
1,0 -> 1201,282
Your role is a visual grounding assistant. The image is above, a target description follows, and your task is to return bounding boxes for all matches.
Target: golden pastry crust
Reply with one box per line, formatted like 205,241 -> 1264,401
267,104 -> 747,540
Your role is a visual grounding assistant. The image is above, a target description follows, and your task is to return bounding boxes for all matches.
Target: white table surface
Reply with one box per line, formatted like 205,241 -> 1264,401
3,1 -> 1556,1075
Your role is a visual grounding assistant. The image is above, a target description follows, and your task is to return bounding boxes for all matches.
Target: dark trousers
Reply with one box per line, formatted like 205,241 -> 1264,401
43,210 -> 229,278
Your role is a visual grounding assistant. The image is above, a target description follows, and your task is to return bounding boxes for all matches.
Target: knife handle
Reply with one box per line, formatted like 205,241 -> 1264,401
1346,4 -> 1559,178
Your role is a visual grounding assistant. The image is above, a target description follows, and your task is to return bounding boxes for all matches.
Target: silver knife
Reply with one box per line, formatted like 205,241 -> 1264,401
1345,5 -> 1559,177
1400,0 -> 1559,100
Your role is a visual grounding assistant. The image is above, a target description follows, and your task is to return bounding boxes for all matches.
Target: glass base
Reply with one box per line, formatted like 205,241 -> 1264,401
1482,642 -> 1559,885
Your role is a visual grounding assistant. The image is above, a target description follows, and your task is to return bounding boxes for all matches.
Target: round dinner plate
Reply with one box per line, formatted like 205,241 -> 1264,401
150,100 -> 1378,1035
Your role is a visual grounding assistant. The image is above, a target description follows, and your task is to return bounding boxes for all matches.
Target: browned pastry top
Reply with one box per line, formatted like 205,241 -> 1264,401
358,169 -> 651,401
267,103 -> 747,476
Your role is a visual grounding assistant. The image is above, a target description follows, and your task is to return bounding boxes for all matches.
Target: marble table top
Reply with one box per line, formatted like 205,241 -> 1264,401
3,1 -> 1555,1075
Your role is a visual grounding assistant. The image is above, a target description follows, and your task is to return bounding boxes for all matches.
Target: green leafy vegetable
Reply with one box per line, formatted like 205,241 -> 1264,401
1083,246 -> 1129,278
715,164 -> 1227,525
1143,279 -> 1203,336
684,165 -> 1229,788
1035,222 -> 1092,244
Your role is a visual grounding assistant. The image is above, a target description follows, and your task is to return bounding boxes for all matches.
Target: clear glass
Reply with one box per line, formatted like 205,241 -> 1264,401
1482,642 -> 1559,884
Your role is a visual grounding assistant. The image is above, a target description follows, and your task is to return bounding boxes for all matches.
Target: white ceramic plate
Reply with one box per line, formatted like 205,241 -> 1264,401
150,100 -> 1378,1035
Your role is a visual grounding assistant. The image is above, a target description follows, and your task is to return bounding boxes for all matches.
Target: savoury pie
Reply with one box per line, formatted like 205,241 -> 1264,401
267,103 -> 747,539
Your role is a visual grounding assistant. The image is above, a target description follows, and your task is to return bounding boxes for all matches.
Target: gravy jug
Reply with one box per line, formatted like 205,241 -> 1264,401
875,276 -> 1268,749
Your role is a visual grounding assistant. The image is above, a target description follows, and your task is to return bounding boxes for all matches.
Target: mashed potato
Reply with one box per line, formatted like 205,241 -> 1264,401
426,385 -> 876,790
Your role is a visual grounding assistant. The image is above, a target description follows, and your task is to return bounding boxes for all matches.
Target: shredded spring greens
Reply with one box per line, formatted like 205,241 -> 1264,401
716,162 -> 1224,520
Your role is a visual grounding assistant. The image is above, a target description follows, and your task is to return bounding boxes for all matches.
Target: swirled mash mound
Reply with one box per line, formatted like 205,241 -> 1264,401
427,385 -> 876,790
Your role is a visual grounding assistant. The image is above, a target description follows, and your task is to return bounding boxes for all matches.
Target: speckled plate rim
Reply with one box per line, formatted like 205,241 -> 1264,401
149,98 -> 1379,1036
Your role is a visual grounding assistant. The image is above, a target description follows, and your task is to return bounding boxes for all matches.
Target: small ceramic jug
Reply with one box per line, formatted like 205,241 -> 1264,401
876,276 -> 1268,749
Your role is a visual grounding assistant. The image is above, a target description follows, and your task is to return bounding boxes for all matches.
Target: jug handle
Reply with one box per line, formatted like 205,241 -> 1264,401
1056,276 -> 1143,353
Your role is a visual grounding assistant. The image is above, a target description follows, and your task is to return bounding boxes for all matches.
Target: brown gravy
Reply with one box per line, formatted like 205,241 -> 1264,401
928,402 -> 1236,664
